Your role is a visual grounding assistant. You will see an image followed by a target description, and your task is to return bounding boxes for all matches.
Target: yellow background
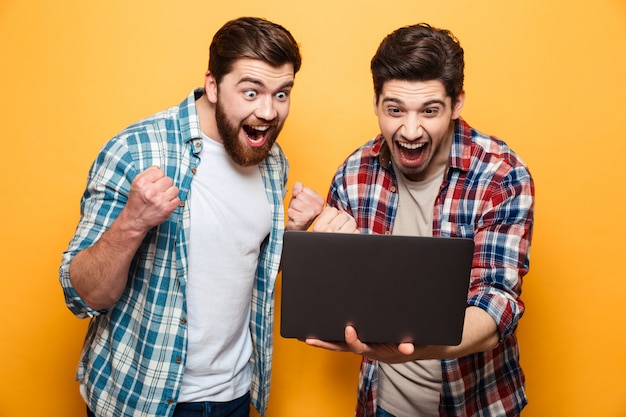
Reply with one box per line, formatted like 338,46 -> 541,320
1,0 -> 625,416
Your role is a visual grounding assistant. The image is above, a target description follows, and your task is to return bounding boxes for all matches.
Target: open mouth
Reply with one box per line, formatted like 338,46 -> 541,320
243,124 -> 270,147
396,141 -> 427,165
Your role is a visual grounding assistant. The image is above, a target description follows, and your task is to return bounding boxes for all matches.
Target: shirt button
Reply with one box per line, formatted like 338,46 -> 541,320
179,201 -> 185,207
175,357 -> 182,363
180,318 -> 187,325
191,168 -> 197,175
167,398 -> 175,405
390,186 -> 397,193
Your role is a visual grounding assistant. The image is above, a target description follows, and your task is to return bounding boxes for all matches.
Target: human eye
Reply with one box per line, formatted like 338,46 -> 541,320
424,107 -> 440,117
244,90 -> 257,99
275,91 -> 289,100
386,106 -> 402,116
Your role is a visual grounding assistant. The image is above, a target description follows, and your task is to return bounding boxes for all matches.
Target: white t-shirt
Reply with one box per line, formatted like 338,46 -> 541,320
178,135 -> 271,403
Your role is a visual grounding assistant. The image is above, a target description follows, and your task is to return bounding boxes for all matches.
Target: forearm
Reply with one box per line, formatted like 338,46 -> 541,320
412,306 -> 499,360
69,211 -> 148,311
306,306 -> 500,364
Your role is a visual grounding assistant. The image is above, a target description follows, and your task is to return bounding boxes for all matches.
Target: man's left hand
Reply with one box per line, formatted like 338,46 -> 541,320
286,182 -> 325,231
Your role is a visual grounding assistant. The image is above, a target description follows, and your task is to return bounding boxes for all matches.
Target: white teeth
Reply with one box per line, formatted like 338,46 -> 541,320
245,125 -> 269,143
398,142 -> 425,149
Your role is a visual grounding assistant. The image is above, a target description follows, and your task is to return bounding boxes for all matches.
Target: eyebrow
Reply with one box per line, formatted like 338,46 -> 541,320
381,97 -> 446,107
237,76 -> 294,91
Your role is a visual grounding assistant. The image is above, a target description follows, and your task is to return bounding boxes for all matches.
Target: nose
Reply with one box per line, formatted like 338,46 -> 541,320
401,115 -> 422,140
255,95 -> 278,121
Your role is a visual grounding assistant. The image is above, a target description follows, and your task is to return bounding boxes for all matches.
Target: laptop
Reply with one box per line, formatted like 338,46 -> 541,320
280,230 -> 474,345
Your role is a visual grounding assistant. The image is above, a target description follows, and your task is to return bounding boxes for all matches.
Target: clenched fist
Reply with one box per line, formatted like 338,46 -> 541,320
124,166 -> 180,233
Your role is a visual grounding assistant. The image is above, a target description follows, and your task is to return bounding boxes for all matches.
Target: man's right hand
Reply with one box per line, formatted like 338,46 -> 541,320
123,166 -> 180,234
312,206 -> 359,234
70,166 -> 179,311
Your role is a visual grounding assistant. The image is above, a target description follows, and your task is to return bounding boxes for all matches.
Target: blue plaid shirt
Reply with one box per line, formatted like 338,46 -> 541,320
59,89 -> 288,417
328,118 -> 534,416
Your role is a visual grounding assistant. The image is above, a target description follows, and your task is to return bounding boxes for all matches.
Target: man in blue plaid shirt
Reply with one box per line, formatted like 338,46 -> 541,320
59,17 -> 350,417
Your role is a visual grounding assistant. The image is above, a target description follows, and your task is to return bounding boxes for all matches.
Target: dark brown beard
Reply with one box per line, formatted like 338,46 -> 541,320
215,100 -> 280,167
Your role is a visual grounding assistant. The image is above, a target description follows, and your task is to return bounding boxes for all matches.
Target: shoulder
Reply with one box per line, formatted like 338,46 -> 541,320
457,119 -> 532,183
338,136 -> 383,171
106,89 -> 201,150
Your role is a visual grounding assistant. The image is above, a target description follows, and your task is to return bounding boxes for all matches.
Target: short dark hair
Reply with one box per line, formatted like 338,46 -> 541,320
209,17 -> 302,84
371,23 -> 464,105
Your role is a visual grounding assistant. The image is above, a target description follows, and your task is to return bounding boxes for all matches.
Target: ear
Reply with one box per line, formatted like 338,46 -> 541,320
373,94 -> 379,116
451,90 -> 465,120
204,71 -> 218,104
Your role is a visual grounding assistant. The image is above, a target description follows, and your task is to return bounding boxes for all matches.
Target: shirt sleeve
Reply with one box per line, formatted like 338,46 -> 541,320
467,163 -> 535,341
59,138 -> 137,318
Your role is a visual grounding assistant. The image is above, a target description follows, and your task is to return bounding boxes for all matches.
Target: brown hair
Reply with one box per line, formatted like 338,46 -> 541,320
209,17 -> 302,84
371,23 -> 464,105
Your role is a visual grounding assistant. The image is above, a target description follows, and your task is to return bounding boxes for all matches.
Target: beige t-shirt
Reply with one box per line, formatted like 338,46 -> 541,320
377,166 -> 445,417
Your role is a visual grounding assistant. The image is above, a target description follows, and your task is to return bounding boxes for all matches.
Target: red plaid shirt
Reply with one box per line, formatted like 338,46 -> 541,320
327,118 -> 534,416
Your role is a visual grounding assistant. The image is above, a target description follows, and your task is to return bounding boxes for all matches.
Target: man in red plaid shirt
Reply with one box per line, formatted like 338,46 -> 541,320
306,23 -> 535,417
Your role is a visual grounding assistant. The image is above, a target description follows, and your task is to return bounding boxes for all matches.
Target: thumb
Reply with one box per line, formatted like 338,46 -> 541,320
292,181 -> 303,197
398,342 -> 415,356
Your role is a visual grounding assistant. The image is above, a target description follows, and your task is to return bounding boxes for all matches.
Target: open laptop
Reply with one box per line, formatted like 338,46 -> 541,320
280,230 -> 474,345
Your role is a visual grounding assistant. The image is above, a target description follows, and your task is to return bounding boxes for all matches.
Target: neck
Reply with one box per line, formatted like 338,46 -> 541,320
195,92 -> 220,142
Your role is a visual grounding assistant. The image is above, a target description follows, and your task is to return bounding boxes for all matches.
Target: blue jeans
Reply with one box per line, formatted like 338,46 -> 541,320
376,406 -> 395,417
173,393 -> 250,417
86,392 -> 250,417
